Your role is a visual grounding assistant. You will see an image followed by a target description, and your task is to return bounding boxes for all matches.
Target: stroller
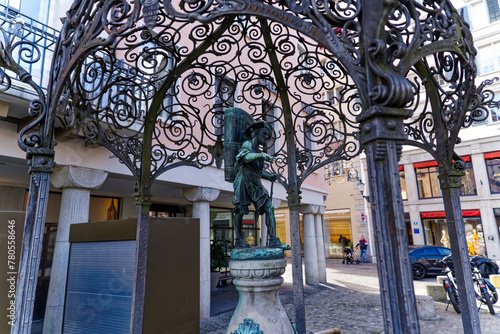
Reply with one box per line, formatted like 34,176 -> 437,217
342,246 -> 359,264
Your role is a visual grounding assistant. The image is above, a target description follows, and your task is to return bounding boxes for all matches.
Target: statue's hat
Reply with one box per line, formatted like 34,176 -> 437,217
244,120 -> 273,139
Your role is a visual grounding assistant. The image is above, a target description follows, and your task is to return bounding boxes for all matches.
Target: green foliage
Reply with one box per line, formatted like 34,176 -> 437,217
210,241 -> 228,272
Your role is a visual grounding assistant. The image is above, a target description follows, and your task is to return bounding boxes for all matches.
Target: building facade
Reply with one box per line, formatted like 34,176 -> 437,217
0,1 -> 330,332
322,0 -> 500,263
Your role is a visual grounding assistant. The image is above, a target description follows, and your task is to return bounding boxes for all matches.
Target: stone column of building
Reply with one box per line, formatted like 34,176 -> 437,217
261,198 -> 281,247
404,162 -> 425,245
182,186 -> 220,320
300,204 -> 319,285
315,205 -> 327,283
471,149 -> 500,259
43,165 -> 108,334
322,214 -> 331,258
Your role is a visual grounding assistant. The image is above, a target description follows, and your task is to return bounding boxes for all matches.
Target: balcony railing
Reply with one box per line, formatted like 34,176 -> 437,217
0,4 -> 59,97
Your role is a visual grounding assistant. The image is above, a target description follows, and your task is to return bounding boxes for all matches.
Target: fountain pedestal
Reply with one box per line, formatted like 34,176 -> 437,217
226,247 -> 295,334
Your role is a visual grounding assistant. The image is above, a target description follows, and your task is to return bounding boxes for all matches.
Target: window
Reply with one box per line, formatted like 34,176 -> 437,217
462,161 -> 477,196
275,213 -> 286,246
485,152 -> 500,193
491,106 -> 500,122
479,45 -> 496,74
303,122 -> 312,151
210,208 -> 259,247
330,120 -> 344,142
321,89 -> 334,104
400,166 -> 408,200
415,158 -> 476,198
458,6 -> 472,29
297,46 -> 315,85
1,0 -> 51,24
422,215 -> 485,255
156,50 -> 176,120
416,165 -> 441,198
262,103 -> 278,156
487,0 -> 500,23
327,160 -> 349,177
437,247 -> 452,256
323,209 -> 352,258
214,77 -> 235,136
494,208 -> 500,240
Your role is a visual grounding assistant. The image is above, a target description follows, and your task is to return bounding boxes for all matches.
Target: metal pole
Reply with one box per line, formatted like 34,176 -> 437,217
260,18 -> 306,332
130,200 -> 151,334
11,149 -> 54,334
439,168 -> 481,333
288,194 -> 305,332
360,107 -> 420,334
359,0 -> 420,329
129,108 -> 155,334
415,57 -> 480,333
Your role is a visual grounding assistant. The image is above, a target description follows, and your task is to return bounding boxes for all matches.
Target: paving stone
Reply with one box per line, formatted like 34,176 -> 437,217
201,259 -> 500,334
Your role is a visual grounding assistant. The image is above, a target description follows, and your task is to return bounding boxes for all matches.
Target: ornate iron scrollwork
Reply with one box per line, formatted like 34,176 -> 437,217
0,1 -> 480,333
48,1 -> 366,187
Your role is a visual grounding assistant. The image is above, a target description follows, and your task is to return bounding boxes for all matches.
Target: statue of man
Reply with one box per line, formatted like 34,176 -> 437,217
232,120 -> 290,250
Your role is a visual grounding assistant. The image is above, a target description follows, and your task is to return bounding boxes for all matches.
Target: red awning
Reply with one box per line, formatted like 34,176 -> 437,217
413,160 -> 438,168
413,156 -> 470,169
421,209 -> 480,218
399,165 -> 404,171
484,151 -> 500,160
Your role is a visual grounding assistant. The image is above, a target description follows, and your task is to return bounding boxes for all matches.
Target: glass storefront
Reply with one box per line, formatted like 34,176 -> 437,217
275,213 -> 287,245
323,209 -> 352,258
422,218 -> 450,247
405,213 -> 413,245
493,208 -> 500,243
210,208 -> 260,247
421,211 -> 486,256
465,218 -> 486,256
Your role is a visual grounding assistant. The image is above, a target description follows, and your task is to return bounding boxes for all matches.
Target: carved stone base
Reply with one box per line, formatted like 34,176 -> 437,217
226,247 -> 294,334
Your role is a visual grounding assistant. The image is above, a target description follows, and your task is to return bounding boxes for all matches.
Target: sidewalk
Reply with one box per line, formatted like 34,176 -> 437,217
201,258 -> 500,333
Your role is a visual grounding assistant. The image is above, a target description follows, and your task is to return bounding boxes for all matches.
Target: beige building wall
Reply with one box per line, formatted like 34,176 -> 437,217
322,158 -> 369,258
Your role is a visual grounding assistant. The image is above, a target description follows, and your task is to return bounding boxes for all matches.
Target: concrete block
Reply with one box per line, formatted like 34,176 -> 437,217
490,274 -> 500,288
426,283 -> 447,302
436,275 -> 447,285
416,295 -> 437,320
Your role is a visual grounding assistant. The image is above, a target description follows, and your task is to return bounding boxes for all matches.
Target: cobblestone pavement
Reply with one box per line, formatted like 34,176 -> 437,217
201,258 -> 500,333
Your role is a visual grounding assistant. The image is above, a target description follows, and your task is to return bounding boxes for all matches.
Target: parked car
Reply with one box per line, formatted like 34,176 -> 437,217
409,245 -> 499,280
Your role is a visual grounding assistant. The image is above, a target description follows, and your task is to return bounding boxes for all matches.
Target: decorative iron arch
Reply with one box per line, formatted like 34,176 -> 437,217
4,1 -> 478,333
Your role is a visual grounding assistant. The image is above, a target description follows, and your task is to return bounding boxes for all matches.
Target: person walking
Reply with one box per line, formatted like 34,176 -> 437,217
356,235 -> 368,263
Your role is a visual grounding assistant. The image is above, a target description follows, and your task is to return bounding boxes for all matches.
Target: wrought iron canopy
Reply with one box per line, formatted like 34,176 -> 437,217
0,1 -> 481,334
2,0 -> 474,189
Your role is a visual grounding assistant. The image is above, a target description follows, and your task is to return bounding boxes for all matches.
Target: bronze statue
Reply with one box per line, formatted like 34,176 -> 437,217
230,118 -> 290,250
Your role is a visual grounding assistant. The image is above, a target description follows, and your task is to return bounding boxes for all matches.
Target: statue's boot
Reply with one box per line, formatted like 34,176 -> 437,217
235,238 -> 251,249
269,237 -> 290,250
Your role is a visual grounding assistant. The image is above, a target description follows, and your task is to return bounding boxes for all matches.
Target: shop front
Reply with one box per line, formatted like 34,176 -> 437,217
323,209 -> 352,258
421,210 -> 486,256
210,208 -> 260,248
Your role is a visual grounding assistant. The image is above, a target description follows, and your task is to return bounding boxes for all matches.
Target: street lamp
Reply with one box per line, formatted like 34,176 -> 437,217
357,180 -> 370,203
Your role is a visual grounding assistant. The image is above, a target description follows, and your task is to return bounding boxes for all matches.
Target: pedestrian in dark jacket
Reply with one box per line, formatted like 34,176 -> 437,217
356,235 -> 368,263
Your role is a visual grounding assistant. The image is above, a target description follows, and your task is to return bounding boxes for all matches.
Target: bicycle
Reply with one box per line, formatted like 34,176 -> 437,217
471,259 -> 498,315
439,255 -> 461,313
